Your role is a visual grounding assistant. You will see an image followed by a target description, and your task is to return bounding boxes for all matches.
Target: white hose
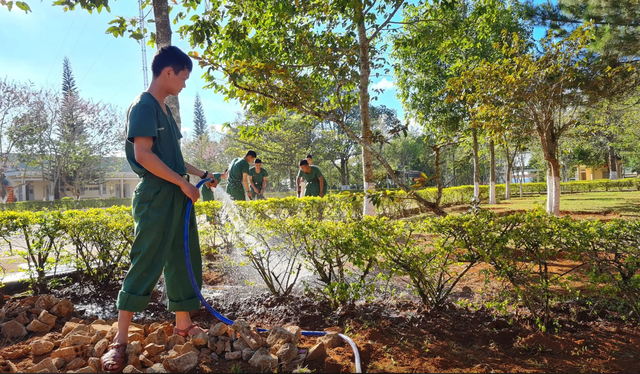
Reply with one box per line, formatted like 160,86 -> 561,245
339,333 -> 362,373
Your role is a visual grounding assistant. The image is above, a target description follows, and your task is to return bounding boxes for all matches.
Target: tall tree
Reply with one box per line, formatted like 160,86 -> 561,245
179,0 -> 452,216
448,25 -> 623,215
193,93 -> 207,139
393,0 -> 531,203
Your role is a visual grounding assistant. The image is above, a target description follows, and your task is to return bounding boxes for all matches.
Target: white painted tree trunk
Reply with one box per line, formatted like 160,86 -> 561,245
356,2 -> 375,217
472,128 -> 480,200
546,161 -> 561,216
489,139 -> 496,204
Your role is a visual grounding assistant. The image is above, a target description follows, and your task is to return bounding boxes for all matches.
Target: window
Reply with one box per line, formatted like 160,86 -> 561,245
102,184 -> 106,194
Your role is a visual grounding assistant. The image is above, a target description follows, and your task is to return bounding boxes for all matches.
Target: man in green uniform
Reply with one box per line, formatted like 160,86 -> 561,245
248,159 -> 268,200
297,159 -> 327,197
101,46 -> 215,373
226,151 -> 257,201
296,154 -> 313,198
200,169 -> 228,202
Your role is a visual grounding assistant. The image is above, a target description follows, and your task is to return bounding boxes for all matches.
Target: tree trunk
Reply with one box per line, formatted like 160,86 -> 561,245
519,153 -> 524,197
472,127 -> 480,200
608,145 -> 618,180
357,3 -> 375,216
489,139 -> 496,204
340,158 -> 348,189
541,129 -> 561,216
152,0 -> 182,129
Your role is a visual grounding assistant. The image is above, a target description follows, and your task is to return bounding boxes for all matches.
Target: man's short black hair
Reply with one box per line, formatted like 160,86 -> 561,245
299,159 -> 309,166
306,154 -> 313,159
254,158 -> 262,164
151,46 -> 193,78
245,150 -> 257,158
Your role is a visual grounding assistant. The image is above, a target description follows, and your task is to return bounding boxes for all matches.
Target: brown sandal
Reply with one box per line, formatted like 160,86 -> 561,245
174,323 -> 207,338
101,342 -> 127,373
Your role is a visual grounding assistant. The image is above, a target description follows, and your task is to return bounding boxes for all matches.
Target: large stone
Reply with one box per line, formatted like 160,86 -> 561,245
111,322 -> 144,334
231,319 -> 264,350
35,295 -> 60,310
166,335 -> 185,350
39,310 -> 57,326
91,329 -> 108,344
60,334 -> 93,347
242,348 -> 255,362
15,312 -> 30,325
127,341 -> 143,356
61,322 -> 81,337
190,331 -> 208,348
145,363 -> 168,373
285,326 -> 302,345
318,332 -> 342,348
64,324 -> 92,338
65,357 -> 87,371
208,322 -> 228,337
90,319 -> 108,326
87,357 -> 101,372
162,351 -> 198,373
128,332 -> 146,346
143,343 -> 165,357
277,343 -> 298,365
248,347 -> 277,370
29,357 -> 58,373
179,342 -> 198,355
69,366 -> 95,374
50,299 -> 74,318
127,352 -> 141,370
0,359 -> 18,373
50,345 -> 87,361
306,343 -> 326,361
267,327 -> 294,348
233,338 -> 250,352
144,329 -> 167,346
31,340 -> 55,356
92,339 -> 109,358
2,320 -> 27,339
225,351 -> 242,361
214,340 -> 225,355
139,355 -> 154,368
52,358 -> 65,370
122,365 -> 142,374
0,345 -> 29,359
27,319 -> 53,333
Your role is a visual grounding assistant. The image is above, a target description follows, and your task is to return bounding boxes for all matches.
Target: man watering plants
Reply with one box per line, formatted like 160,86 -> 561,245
101,46 -> 214,373
226,150 -> 257,201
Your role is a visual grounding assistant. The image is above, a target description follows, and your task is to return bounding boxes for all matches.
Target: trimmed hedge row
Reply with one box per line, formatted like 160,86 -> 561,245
0,197 -> 132,212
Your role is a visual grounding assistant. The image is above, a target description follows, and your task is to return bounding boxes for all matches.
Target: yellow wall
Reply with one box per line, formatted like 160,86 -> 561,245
576,161 -> 624,181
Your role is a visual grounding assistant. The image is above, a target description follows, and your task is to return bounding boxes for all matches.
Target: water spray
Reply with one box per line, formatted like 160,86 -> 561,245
184,178 -> 362,373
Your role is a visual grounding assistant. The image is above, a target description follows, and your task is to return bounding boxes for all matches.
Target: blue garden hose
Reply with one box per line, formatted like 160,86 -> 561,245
184,178 -> 362,373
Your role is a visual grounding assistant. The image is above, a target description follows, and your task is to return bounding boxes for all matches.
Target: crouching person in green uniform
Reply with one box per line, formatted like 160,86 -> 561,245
226,151 -> 257,201
297,159 -> 327,197
248,159 -> 268,200
101,46 -> 215,373
201,169 -> 227,222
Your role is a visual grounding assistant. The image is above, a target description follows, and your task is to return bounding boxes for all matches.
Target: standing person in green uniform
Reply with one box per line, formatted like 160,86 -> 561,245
248,159 -> 268,200
101,46 -> 215,373
297,159 -> 327,197
296,154 -> 313,198
226,151 -> 257,201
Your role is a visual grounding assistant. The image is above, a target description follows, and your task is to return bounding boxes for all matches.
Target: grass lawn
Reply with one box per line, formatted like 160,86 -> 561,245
482,190 -> 640,218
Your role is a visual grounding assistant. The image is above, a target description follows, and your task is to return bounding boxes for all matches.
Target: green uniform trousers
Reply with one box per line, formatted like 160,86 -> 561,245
116,177 -> 202,312
226,183 -> 246,201
304,182 -> 326,197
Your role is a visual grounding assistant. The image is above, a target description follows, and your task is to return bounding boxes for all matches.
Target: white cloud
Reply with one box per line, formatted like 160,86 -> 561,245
371,78 -> 396,91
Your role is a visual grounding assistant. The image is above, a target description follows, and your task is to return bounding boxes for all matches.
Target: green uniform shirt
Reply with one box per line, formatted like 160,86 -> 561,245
299,165 -> 327,197
248,167 -> 268,189
227,158 -> 250,188
125,92 -> 186,177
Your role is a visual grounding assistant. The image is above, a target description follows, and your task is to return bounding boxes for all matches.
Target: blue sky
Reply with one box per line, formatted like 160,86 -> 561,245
0,1 -> 549,137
